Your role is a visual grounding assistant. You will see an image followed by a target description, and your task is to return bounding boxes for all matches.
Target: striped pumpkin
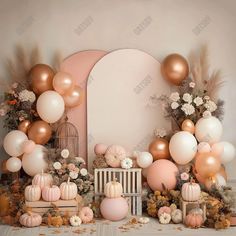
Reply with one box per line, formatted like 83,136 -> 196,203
42,185 -> 61,202
32,170 -> 53,190
60,178 -> 77,200
104,179 -> 123,198
25,185 -> 41,202
181,179 -> 201,201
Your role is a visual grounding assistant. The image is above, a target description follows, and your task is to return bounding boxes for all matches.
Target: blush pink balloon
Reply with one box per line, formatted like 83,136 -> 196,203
197,142 -> 211,153
23,140 -> 36,154
94,143 -> 108,156
211,142 -> 224,156
63,85 -> 83,108
100,197 -> 129,221
53,72 -> 74,95
147,159 -> 178,191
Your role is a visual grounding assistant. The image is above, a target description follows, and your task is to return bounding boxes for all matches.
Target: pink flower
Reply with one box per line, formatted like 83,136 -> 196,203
180,172 -> 189,181
74,167 -> 80,173
67,163 -> 76,171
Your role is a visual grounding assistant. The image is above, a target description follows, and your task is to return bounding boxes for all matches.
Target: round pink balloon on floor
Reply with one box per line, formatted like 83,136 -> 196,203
60,50 -> 107,162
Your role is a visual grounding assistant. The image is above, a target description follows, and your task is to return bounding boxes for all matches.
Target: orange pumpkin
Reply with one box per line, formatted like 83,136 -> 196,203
0,193 -> 10,217
185,212 -> 204,228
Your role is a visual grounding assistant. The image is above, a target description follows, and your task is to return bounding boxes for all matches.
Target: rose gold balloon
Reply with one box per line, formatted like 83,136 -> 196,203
195,152 -> 221,178
18,120 -> 31,133
29,64 -> 55,95
148,138 -> 170,161
53,72 -> 75,95
63,85 -> 83,108
181,119 -> 195,134
219,165 -> 227,181
204,176 -> 217,190
161,53 -> 189,86
28,120 -> 52,145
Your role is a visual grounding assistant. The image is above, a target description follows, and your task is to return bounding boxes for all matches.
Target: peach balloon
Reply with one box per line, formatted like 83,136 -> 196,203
147,159 -> 178,191
53,72 -> 74,95
29,64 -> 55,95
181,119 -> 195,134
28,120 -> 52,145
192,165 -> 206,185
23,140 -> 36,154
211,142 -> 224,156
219,165 -> 227,181
195,152 -> 221,178
161,53 -> 189,86
94,143 -> 108,156
198,142 -> 211,153
148,138 -> 170,160
18,120 -> 31,134
63,85 -> 83,108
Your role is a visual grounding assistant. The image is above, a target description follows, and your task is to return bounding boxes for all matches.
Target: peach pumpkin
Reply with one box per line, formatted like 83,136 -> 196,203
79,207 -> 94,223
60,178 -> 77,200
104,179 -> 123,198
105,145 -> 126,167
32,170 -> 53,190
181,179 -> 201,201
19,212 -> 42,227
25,185 -> 41,202
158,206 -> 171,218
185,213 -> 204,228
42,185 -> 60,202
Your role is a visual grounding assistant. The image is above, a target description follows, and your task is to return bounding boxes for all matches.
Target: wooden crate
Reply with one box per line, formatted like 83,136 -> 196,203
94,168 -> 142,215
25,195 -> 81,216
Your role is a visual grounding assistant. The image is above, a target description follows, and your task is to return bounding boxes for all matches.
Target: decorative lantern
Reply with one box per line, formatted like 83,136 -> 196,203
55,117 -> 79,157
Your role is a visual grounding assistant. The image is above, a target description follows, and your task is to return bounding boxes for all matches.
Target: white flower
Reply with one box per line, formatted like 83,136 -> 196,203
154,128 -> 167,138
19,89 -> 36,103
121,158 -> 133,169
204,95 -> 210,100
204,100 -> 217,112
0,108 -> 6,116
181,103 -> 195,115
61,149 -> 70,158
182,93 -> 192,103
203,110 -> 212,118
189,82 -> 195,88
171,101 -> 179,110
69,171 -> 79,179
53,162 -> 62,170
169,92 -> 180,102
159,212 -> 171,224
12,82 -> 18,88
138,217 -> 150,224
70,215 -> 82,226
80,168 -> 88,176
193,96 -> 203,106
75,156 -> 86,164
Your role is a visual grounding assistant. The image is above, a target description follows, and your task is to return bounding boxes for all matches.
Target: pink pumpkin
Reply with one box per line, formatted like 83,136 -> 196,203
181,179 -> 201,201
20,212 -> 42,227
158,206 -> 171,218
100,197 -> 128,221
185,213 -> 204,228
105,145 -> 126,167
32,170 -> 53,190
79,207 -> 94,223
42,185 -> 60,202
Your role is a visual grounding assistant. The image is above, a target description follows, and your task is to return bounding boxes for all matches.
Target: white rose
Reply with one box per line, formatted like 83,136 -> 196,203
182,93 -> 192,103
69,171 -> 79,179
181,103 -> 195,115
61,149 -> 70,158
19,89 -> 36,103
80,168 -> 88,176
53,162 -> 62,170
193,96 -> 203,106
204,95 -> 210,100
204,100 -> 217,112
154,128 -> 167,138
189,82 -> 195,88
171,102 -> 179,109
169,92 -> 180,102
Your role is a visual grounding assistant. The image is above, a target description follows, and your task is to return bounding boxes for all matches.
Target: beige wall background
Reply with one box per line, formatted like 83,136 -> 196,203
0,0 -> 235,180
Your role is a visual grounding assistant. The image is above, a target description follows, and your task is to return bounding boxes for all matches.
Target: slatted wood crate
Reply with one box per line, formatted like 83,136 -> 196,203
94,168 -> 142,215
25,195 -> 81,216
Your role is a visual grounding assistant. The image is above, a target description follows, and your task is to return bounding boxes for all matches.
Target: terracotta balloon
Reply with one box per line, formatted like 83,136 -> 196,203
28,120 -> 52,145
181,119 -> 195,134
63,85 -> 83,108
148,138 -> 170,160
195,152 -> 221,178
53,72 -> 74,95
29,64 -> 55,95
161,53 -> 189,86
18,120 -> 31,133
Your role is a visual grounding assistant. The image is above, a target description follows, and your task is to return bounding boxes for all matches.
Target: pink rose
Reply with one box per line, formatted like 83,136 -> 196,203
180,172 -> 189,181
67,163 -> 76,171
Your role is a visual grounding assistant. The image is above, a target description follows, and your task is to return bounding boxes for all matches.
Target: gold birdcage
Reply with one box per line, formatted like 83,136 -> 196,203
55,117 -> 79,157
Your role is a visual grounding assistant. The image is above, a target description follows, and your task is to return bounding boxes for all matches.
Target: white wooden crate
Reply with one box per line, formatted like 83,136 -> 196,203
94,168 -> 142,215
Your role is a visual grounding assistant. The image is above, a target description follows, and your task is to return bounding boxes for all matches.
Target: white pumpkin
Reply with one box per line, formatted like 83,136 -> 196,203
171,209 -> 182,223
60,177 -> 78,200
181,179 -> 201,201
32,170 -> 53,190
19,212 -> 42,227
25,185 -> 41,202
104,179 -> 123,198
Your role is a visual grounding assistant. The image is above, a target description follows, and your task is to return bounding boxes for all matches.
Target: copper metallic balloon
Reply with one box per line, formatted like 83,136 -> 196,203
195,152 -> 221,178
29,64 -> 55,95
18,120 -> 31,133
63,85 -> 83,108
161,53 -> 189,86
148,138 -> 170,160
28,120 -> 52,145
181,119 -> 195,134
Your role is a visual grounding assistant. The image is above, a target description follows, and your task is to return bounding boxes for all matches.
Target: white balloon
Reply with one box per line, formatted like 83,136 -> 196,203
169,131 -> 197,165
6,157 -> 22,172
218,141 -> 235,163
22,144 -> 48,176
216,174 -> 227,187
137,152 -> 153,168
195,116 -> 223,144
3,130 -> 28,156
36,90 -> 65,123
197,142 -> 211,153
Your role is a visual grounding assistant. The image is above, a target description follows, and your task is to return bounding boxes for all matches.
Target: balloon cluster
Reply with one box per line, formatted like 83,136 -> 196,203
3,64 -> 83,176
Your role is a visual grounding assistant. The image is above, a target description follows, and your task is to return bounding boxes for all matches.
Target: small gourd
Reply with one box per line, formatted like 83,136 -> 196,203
104,178 -> 123,198
171,209 -> 182,223
25,185 -> 41,202
181,178 -> 201,201
185,212 -> 204,228
42,185 -> 61,202
158,206 -> 171,218
19,211 -> 42,227
32,170 -> 53,190
60,177 -> 78,200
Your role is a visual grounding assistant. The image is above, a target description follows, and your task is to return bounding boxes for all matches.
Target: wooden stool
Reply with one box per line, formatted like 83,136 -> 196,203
180,198 -> 206,221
